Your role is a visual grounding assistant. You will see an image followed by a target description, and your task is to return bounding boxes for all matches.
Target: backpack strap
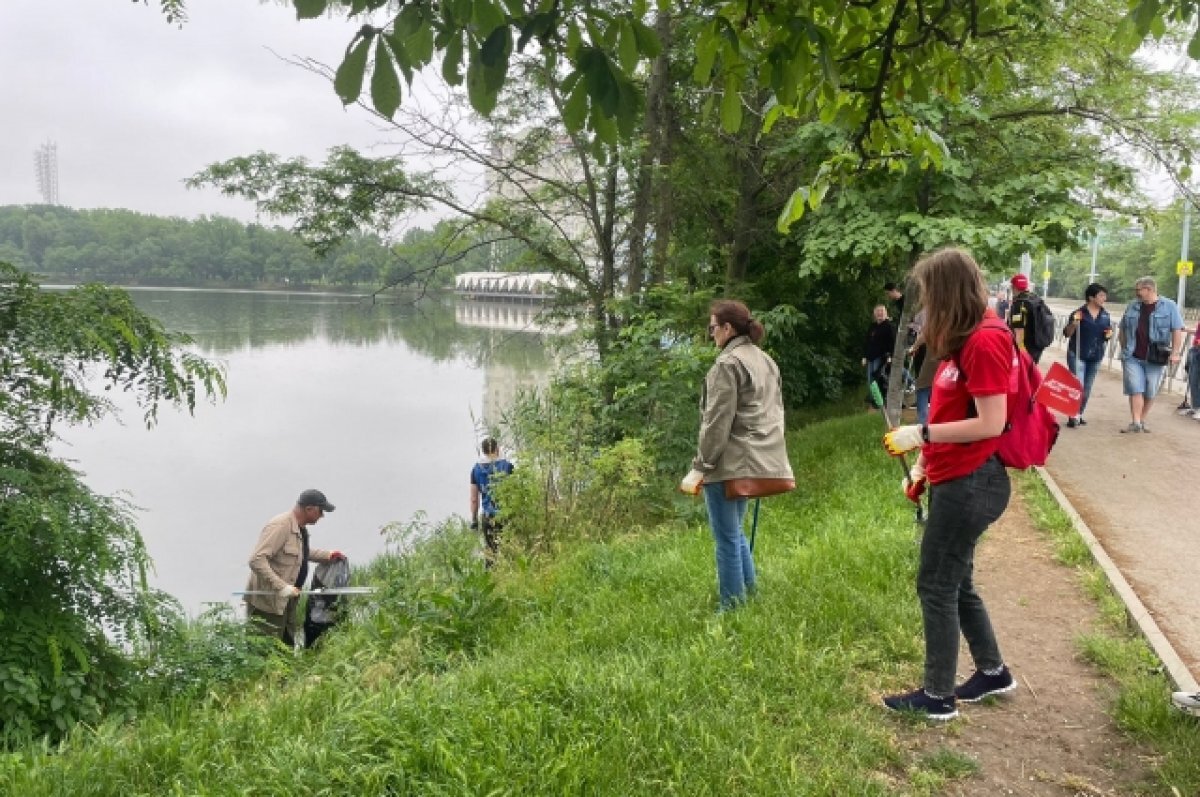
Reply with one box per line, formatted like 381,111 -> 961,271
952,318 -> 1018,428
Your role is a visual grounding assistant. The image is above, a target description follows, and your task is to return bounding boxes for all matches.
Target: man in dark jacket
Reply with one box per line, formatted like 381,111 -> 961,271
863,304 -> 897,399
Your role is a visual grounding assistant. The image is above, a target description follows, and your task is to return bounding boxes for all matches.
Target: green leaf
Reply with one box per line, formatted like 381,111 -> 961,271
630,19 -> 661,57
720,77 -> 743,132
472,0 -> 507,36
590,104 -> 618,146
334,33 -> 373,106
614,77 -> 639,138
618,18 -> 639,74
777,186 -> 809,233
566,22 -> 583,58
394,5 -> 423,39
479,25 -> 512,68
443,31 -> 465,86
1189,28 -> 1200,59
563,75 -> 589,132
293,0 -> 327,19
404,24 -> 435,68
467,34 -> 510,116
371,37 -> 402,118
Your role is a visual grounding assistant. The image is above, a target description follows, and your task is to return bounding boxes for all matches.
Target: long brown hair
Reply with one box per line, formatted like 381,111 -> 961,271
710,299 -> 765,344
912,248 -> 989,359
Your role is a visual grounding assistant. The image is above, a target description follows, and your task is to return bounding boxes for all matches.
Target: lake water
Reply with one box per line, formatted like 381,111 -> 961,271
51,289 -> 551,616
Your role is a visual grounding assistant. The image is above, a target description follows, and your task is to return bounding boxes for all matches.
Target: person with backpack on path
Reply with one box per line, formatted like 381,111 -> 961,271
1116,276 -> 1185,434
1007,273 -> 1053,365
470,437 -> 514,568
878,247 -> 1017,721
1061,283 -> 1113,428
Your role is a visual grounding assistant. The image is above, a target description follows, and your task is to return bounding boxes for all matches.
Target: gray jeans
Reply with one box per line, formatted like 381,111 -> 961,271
918,455 -> 1011,696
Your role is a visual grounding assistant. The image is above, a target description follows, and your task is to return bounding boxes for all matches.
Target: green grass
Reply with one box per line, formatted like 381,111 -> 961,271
2,415 -> 1196,795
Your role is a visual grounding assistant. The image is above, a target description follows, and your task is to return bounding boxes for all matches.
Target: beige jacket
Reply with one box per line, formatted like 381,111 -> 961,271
244,510 -> 332,615
692,336 -> 792,483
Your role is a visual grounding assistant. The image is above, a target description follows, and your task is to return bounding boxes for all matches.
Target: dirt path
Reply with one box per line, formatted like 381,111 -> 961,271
911,494 -> 1156,796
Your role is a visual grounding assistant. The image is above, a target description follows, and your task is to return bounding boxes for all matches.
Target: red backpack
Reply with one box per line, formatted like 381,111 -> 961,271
958,319 -> 1060,469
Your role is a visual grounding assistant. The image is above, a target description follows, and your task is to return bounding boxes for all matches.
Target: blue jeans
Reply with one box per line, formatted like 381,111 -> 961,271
703,482 -> 755,608
1187,347 -> 1200,405
918,456 -> 1011,696
1065,350 -> 1101,417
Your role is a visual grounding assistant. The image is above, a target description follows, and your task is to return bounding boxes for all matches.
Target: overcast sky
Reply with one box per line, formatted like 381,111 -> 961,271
0,0 -> 435,224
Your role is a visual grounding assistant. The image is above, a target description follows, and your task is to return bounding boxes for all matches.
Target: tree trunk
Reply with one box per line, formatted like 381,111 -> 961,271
725,89 -> 771,287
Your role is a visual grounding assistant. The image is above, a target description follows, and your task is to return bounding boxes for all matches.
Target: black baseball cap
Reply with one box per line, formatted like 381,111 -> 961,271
297,489 -> 335,512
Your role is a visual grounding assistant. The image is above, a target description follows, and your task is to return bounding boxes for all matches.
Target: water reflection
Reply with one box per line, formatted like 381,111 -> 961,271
53,288 -> 551,616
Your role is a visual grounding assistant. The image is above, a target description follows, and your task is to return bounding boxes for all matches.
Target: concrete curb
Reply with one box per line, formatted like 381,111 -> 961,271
1036,466 -> 1199,693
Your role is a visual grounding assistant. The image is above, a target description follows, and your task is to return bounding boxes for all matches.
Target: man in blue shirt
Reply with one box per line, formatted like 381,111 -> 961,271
470,437 -> 514,567
1117,276 -> 1186,433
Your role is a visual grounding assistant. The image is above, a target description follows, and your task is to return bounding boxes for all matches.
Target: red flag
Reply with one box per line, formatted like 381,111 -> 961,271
1035,362 -> 1084,417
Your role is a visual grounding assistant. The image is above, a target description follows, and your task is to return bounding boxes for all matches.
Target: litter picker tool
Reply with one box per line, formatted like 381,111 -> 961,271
234,586 -> 377,597
748,498 -> 761,553
870,380 -> 925,524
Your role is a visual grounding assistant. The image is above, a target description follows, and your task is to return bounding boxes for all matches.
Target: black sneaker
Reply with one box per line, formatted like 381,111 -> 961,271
883,688 -> 958,720
1066,417 -> 1078,428
954,666 -> 1017,702
1077,417 -> 1087,426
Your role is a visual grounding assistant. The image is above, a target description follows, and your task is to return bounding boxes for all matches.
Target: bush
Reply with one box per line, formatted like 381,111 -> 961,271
129,604 -> 292,708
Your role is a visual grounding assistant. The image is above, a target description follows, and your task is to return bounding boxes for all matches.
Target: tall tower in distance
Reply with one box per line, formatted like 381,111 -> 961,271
33,141 -> 60,205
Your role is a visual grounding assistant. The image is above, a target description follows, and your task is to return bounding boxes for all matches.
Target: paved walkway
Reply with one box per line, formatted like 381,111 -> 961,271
1035,337 -> 1199,692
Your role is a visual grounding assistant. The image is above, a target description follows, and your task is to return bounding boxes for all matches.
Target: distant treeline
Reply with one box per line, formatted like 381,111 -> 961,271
0,205 -> 486,288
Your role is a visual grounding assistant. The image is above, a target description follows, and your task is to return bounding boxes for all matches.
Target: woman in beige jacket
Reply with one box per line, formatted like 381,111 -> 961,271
680,300 -> 792,609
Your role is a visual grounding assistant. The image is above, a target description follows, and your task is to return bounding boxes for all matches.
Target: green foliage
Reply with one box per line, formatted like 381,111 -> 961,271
0,444 -> 150,746
0,205 -> 401,288
0,263 -> 225,443
187,148 -> 437,257
0,266 -> 225,747
498,415 -> 660,558
370,516 -> 506,658
129,604 -> 292,708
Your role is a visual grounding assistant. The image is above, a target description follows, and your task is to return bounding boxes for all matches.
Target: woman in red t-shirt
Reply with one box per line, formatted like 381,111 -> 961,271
880,248 -> 1017,720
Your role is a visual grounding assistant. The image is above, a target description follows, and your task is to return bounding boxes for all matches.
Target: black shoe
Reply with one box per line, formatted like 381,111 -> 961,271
1077,417 -> 1087,426
882,688 -> 958,720
954,666 -> 1017,703
1066,417 -> 1078,428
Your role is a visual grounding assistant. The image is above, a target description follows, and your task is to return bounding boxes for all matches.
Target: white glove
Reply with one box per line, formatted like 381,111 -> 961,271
906,458 -> 926,486
882,424 -> 924,456
278,584 -> 300,599
679,469 -> 705,495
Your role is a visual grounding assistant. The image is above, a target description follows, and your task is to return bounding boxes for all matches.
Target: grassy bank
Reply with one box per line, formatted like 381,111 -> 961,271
2,413 -> 1195,795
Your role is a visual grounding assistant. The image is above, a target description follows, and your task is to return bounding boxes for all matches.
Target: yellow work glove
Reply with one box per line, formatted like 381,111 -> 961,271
883,424 -> 924,457
679,469 -> 705,495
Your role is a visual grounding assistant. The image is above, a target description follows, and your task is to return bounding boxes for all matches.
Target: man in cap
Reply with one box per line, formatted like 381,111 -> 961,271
1007,273 -> 1045,364
244,489 -> 344,646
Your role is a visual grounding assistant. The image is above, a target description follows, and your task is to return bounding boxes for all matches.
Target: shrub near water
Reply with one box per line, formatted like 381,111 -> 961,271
2,414 -> 960,795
